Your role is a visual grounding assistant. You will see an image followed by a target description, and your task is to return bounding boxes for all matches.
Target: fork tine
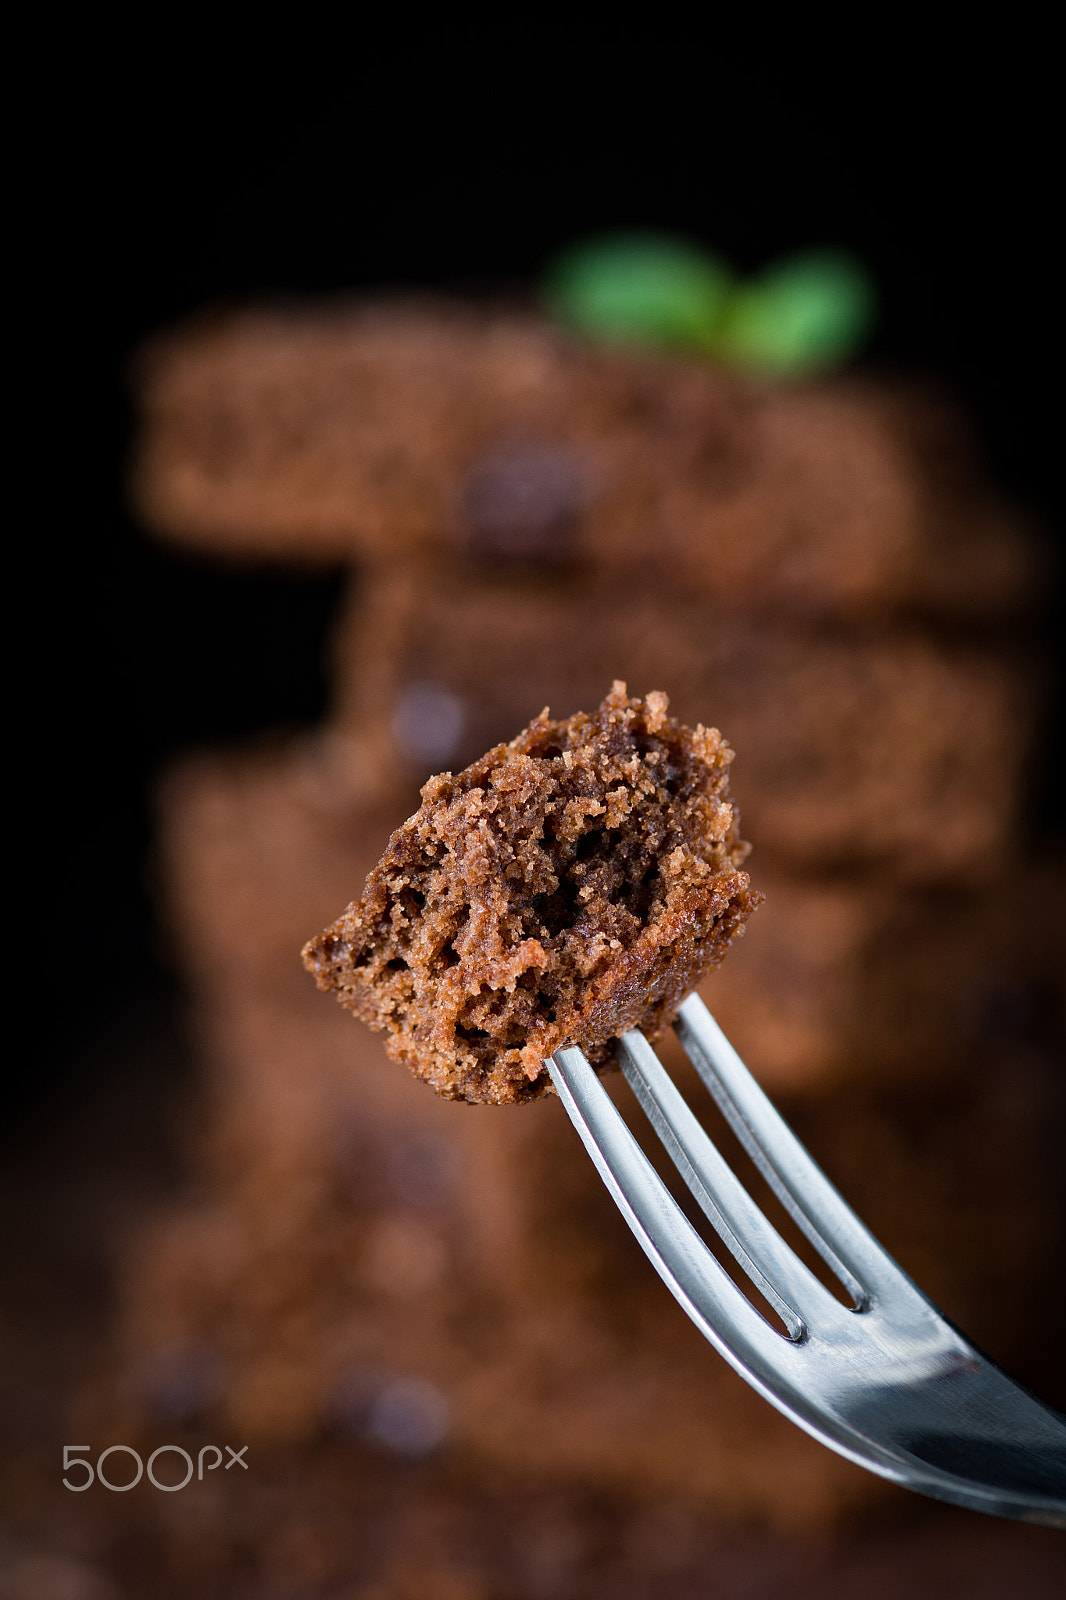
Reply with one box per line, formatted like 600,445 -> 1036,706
616,1029 -> 849,1338
548,1043 -> 802,1380
676,994 -> 893,1307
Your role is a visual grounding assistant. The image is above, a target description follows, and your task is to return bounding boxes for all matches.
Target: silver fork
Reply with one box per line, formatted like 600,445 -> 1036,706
547,993 -> 1066,1526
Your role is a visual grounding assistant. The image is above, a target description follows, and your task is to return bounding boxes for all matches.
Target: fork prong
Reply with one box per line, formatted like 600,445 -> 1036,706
548,1043 -> 801,1379
676,994 -> 896,1308
616,1029 -> 851,1338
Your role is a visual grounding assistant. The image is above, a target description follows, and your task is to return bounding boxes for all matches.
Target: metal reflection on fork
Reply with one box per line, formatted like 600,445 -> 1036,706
547,993 -> 1066,1526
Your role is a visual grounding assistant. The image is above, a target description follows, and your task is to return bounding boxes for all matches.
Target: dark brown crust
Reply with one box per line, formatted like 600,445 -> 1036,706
302,684 -> 759,1102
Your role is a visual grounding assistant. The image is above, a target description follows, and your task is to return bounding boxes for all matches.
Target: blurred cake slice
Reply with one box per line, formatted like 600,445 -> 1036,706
331,566 -> 1039,883
130,299 -> 1043,620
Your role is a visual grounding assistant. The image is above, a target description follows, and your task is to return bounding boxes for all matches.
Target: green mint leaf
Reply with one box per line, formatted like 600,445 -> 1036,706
717,250 -> 877,376
543,233 -> 735,352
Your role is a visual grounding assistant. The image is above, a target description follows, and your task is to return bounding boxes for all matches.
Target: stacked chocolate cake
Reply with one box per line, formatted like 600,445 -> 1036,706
83,297 -> 1063,1583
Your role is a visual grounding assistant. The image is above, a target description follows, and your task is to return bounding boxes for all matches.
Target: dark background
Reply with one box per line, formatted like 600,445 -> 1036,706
4,34 -> 1065,1593
18,36 -> 1063,1114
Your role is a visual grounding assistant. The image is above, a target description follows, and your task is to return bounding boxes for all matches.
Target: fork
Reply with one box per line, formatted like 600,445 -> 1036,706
547,993 -> 1066,1526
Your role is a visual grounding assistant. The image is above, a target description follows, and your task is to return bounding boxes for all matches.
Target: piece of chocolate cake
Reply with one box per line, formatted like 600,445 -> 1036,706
332,565 -> 1039,881
130,299 -> 1042,621
302,684 -> 759,1103
154,734 -> 1065,1125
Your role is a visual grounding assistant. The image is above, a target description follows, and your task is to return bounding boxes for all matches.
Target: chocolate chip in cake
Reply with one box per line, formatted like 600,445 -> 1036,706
391,681 -> 467,768
457,439 -> 588,564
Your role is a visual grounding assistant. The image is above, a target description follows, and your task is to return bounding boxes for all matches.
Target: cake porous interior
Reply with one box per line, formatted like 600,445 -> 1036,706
302,683 -> 759,1102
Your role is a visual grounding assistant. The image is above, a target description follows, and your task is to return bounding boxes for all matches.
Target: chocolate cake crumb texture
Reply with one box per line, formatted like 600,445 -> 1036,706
303,684 -> 758,1102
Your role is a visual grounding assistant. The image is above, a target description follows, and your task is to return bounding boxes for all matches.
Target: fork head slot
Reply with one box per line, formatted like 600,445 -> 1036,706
547,1043 -> 812,1382
615,1028 -> 865,1340
676,995 -> 876,1311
